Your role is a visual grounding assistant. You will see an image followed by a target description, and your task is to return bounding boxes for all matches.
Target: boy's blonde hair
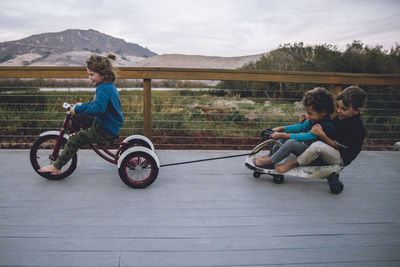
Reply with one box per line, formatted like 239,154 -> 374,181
337,86 -> 367,110
86,54 -> 116,82
302,87 -> 334,115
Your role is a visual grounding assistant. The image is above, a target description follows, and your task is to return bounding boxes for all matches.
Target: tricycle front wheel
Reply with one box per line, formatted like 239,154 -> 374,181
30,135 -> 77,180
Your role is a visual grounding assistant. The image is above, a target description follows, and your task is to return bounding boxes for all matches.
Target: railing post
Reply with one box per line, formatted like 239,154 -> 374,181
143,79 -> 152,138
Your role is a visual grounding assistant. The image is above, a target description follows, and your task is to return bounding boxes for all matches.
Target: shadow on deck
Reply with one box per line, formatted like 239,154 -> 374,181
0,149 -> 399,266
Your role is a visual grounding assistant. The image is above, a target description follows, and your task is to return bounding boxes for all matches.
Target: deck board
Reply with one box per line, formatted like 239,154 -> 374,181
0,149 -> 399,266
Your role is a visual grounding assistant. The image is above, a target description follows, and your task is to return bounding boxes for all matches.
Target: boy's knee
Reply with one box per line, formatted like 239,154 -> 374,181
284,139 -> 301,149
285,139 -> 298,146
68,132 -> 80,142
67,131 -> 89,147
66,136 -> 80,149
309,141 -> 324,148
309,141 -> 328,153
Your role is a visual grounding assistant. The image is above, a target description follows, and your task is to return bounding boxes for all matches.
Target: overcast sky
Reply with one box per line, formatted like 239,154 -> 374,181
0,0 -> 399,57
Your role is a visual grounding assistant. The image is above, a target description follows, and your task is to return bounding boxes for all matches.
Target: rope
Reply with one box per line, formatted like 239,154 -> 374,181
160,152 -> 254,167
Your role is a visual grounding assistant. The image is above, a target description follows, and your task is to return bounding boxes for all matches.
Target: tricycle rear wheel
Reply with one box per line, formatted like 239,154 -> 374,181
118,151 -> 159,189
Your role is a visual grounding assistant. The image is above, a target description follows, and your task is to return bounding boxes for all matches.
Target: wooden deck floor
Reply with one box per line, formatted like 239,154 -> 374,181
0,149 -> 399,266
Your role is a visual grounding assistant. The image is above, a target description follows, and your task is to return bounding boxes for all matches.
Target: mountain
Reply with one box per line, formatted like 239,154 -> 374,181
0,29 -> 157,66
0,29 -> 265,68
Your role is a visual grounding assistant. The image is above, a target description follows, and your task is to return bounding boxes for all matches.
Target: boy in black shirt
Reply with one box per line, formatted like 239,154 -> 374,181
275,86 -> 367,174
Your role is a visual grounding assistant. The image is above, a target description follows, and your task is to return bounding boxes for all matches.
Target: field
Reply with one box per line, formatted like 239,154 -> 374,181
0,87 -> 399,150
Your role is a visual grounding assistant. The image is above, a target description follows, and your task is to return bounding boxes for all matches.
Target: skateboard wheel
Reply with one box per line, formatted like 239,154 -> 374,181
328,174 -> 343,194
329,180 -> 344,194
253,171 -> 261,178
273,175 -> 284,184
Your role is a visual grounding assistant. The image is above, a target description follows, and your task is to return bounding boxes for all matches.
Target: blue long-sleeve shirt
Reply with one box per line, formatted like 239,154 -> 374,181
74,82 -> 124,136
284,120 -> 335,143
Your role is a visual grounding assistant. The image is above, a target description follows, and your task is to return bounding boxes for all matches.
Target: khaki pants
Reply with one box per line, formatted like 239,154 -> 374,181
53,115 -> 116,170
297,141 -> 342,166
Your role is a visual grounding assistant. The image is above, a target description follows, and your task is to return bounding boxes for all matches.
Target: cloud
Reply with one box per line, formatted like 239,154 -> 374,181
0,0 -> 399,56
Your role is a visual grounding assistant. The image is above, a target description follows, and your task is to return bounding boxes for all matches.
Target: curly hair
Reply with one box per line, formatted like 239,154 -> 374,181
86,54 -> 117,82
302,87 -> 334,115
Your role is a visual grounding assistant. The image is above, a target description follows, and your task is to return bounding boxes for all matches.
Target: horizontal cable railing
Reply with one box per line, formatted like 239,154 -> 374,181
1,67 -> 400,150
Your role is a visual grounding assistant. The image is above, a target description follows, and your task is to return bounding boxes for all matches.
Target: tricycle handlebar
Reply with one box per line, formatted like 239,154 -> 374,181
62,102 -> 73,111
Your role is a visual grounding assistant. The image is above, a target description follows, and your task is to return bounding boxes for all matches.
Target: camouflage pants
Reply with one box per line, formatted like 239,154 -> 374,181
53,114 -> 116,170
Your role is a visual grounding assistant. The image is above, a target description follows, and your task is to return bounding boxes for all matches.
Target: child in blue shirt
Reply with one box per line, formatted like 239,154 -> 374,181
39,54 -> 124,174
253,87 -> 335,169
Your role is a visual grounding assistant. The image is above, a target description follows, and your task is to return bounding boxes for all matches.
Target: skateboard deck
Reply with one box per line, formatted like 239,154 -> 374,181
245,155 -> 343,179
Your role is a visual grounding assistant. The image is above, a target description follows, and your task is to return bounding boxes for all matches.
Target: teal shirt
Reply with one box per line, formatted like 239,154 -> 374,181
284,120 -> 335,143
74,82 -> 124,136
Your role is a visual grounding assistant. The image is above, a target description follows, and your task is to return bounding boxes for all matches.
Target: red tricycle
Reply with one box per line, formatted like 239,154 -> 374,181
30,102 -> 160,188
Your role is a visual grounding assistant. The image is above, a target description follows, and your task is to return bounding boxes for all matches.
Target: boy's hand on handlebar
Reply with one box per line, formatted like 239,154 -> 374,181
70,102 -> 82,114
272,126 -> 284,132
270,132 -> 283,139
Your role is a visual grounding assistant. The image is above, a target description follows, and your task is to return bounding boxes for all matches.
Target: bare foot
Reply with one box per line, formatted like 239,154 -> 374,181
275,159 -> 298,173
38,164 -> 61,175
253,155 -> 272,167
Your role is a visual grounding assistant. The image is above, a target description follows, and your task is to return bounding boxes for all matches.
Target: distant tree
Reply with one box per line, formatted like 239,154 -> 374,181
390,43 -> 400,65
218,41 -> 400,98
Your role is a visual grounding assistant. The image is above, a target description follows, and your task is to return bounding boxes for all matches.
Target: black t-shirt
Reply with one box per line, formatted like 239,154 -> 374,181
333,114 -> 366,165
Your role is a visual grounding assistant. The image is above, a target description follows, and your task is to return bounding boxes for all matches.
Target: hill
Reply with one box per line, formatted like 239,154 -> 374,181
134,54 -> 265,69
0,29 -> 265,69
0,29 -> 157,66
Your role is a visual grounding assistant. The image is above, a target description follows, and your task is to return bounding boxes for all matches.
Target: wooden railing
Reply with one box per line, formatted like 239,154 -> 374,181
1,66 -> 400,138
